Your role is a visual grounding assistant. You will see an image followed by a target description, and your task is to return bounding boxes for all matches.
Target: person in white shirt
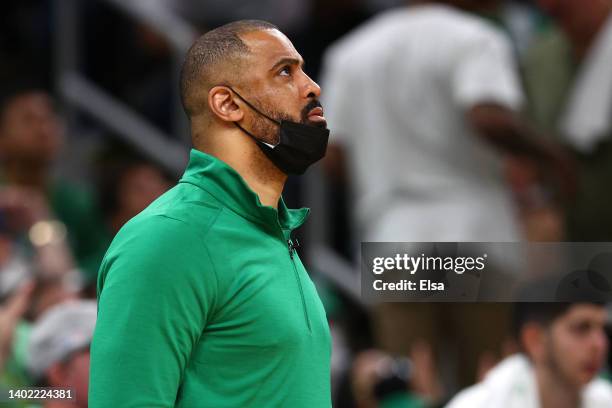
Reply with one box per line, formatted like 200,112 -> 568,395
447,302 -> 612,408
321,0 -> 569,244
320,0 -> 572,386
527,0 -> 612,241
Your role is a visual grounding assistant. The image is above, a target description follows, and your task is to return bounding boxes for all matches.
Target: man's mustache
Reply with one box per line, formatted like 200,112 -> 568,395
301,99 -> 324,123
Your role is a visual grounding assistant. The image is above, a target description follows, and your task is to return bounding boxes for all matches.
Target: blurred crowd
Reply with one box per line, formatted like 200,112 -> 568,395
2,0 -> 612,407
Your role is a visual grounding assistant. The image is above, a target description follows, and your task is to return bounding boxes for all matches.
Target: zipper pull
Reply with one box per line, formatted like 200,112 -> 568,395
288,238 -> 301,258
288,239 -> 294,258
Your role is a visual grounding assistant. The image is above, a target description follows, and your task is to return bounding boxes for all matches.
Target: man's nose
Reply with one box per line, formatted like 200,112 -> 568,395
590,328 -> 609,356
302,74 -> 321,99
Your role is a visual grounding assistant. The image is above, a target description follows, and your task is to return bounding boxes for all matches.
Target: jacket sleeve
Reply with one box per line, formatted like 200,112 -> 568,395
89,215 -> 217,407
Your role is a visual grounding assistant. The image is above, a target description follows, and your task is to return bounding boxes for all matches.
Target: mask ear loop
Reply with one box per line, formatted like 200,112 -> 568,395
224,86 -> 280,148
227,86 -> 281,125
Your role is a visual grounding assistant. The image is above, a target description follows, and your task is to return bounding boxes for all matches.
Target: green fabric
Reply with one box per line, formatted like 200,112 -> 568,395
48,181 -> 109,283
89,149 -> 332,408
567,143 -> 612,240
379,392 -> 425,408
5,321 -> 32,385
311,274 -> 344,320
522,24 -> 575,132
0,322 -> 37,408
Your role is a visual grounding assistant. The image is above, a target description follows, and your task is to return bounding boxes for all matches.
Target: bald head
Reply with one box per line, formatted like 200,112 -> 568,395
180,20 -> 278,119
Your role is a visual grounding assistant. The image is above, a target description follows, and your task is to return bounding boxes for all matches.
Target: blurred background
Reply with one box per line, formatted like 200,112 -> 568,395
1,0 -> 612,407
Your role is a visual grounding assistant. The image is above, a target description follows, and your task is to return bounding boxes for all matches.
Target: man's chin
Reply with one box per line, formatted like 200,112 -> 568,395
579,364 -> 603,384
305,119 -> 328,129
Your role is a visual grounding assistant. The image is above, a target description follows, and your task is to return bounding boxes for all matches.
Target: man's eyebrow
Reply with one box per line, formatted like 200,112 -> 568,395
269,57 -> 304,71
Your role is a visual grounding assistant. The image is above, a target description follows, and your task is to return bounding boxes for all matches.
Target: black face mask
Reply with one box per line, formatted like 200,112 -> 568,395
228,87 -> 330,175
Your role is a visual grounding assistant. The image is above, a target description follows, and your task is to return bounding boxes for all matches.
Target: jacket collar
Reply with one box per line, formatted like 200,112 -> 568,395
179,149 -> 309,231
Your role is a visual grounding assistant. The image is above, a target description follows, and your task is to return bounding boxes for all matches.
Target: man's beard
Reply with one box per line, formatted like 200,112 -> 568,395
543,333 -> 579,389
249,99 -> 327,145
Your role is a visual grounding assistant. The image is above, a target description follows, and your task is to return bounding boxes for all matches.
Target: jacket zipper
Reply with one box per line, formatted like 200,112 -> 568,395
288,238 -> 312,333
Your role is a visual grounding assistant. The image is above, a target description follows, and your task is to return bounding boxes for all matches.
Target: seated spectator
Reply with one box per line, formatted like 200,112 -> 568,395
351,350 -> 422,408
97,154 -> 172,237
447,302 -> 612,408
27,300 -> 96,408
0,279 -> 34,408
1,222 -> 80,397
337,341 -> 444,408
0,85 -> 109,284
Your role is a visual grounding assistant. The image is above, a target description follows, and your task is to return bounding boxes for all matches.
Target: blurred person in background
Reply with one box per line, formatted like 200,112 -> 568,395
343,342 -> 444,408
0,278 -> 33,375
97,153 -> 172,238
320,0 -> 573,389
86,153 -> 172,298
0,279 -> 34,408
0,86 -> 108,285
523,0 -> 612,241
0,230 -> 85,407
447,302 -> 612,407
321,0 -> 571,252
26,300 -> 96,408
0,86 -> 92,403
350,350 -> 425,408
1,227 -> 81,405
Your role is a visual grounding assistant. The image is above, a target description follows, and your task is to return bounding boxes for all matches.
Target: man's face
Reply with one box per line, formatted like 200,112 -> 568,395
543,304 -> 608,387
64,350 -> 90,408
0,92 -> 64,165
233,29 -> 326,145
47,349 -> 90,408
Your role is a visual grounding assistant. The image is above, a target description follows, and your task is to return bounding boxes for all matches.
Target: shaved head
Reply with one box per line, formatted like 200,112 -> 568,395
180,20 -> 278,119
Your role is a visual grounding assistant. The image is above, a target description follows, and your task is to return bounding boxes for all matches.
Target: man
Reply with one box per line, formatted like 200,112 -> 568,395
447,302 -> 612,407
89,20 -> 332,407
320,0 -> 571,386
321,0 -> 569,244
27,300 -> 97,408
97,157 -> 171,237
524,0 -> 612,241
0,87 -> 108,283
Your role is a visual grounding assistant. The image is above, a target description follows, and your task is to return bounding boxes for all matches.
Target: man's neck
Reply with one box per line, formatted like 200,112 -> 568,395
195,129 -> 287,209
536,364 -> 581,408
242,160 -> 286,209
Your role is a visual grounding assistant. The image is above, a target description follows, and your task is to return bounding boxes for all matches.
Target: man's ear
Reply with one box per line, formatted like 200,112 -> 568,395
208,86 -> 244,123
521,322 -> 546,362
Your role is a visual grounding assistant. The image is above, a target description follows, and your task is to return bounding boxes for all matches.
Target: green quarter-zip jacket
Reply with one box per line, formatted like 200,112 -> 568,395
89,149 -> 332,407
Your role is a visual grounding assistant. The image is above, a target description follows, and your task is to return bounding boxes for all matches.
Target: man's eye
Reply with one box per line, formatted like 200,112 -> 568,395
279,66 -> 291,76
570,322 -> 592,335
